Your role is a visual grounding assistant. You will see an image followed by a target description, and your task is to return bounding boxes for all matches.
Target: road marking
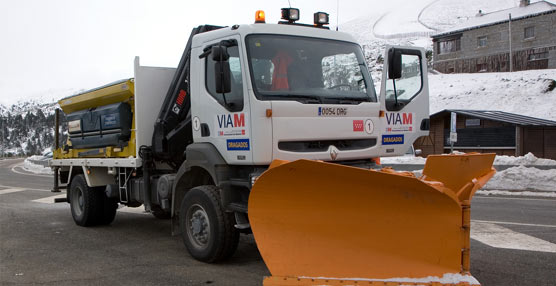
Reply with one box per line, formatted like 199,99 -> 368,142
471,221 -> 556,253
32,194 -> 66,203
0,188 -> 25,195
0,185 -> 50,192
10,163 -> 53,178
472,219 -> 556,228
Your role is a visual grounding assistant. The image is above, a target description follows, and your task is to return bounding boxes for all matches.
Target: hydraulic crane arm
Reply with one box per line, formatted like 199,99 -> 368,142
152,25 -> 224,167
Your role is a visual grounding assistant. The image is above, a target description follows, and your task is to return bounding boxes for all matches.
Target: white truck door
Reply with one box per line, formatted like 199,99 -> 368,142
191,35 -> 253,165
379,46 -> 430,157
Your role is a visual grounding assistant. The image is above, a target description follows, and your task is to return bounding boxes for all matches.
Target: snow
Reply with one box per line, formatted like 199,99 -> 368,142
381,156 -> 427,165
373,2 -> 434,37
494,152 -> 556,166
435,1 -> 556,37
477,190 -> 556,197
382,153 -> 556,193
419,0 -> 517,32
299,273 -> 479,285
383,152 -> 556,166
484,165 -> 556,192
23,156 -> 53,175
429,70 -> 556,120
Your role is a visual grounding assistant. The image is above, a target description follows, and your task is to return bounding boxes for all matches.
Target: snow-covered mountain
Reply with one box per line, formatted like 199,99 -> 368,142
0,99 -> 65,156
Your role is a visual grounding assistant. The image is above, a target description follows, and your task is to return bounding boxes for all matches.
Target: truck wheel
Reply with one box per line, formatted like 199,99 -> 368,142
151,205 -> 171,219
70,175 -> 102,226
98,191 -> 118,225
179,185 -> 239,263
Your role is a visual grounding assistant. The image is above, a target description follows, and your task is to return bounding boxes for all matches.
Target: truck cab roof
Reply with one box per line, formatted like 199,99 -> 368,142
191,23 -> 359,48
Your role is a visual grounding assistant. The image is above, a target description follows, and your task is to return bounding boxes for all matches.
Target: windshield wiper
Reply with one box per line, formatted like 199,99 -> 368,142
326,96 -> 370,103
264,94 -> 322,103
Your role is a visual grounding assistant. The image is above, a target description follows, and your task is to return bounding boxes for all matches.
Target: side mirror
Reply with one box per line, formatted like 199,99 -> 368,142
212,46 -> 230,61
215,61 -> 232,94
388,49 -> 402,80
212,45 -> 232,94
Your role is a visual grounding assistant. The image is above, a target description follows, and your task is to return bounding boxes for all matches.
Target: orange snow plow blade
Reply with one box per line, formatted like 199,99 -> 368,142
249,153 -> 496,286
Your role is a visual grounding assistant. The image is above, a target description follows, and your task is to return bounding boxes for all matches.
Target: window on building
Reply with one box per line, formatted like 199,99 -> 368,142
528,51 -> 548,61
477,36 -> 487,47
524,26 -> 535,39
438,38 -> 461,54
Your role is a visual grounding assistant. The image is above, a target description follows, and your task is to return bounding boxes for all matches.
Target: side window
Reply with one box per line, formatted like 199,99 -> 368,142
206,45 -> 244,112
385,53 -> 422,103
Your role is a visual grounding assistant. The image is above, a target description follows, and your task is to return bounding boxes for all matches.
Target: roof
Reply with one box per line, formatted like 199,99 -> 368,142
433,1 -> 556,38
431,109 -> 556,126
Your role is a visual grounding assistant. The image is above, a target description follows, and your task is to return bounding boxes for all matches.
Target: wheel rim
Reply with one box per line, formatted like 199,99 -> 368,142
186,204 -> 211,249
71,186 -> 84,217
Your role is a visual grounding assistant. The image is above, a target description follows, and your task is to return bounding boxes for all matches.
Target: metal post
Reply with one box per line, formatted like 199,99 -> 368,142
509,13 -> 513,72
52,109 -> 60,193
55,108 -> 60,150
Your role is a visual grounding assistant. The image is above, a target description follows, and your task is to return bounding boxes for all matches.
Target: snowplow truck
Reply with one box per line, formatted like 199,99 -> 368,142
50,8 -> 496,286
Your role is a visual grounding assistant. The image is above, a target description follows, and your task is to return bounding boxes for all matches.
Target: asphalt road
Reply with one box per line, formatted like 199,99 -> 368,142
1,158 -> 555,285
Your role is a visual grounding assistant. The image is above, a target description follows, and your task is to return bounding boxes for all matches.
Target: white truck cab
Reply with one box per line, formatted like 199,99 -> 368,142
189,24 -> 429,166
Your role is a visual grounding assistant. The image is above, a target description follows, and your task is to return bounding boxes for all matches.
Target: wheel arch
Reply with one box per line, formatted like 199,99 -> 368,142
171,143 -> 228,234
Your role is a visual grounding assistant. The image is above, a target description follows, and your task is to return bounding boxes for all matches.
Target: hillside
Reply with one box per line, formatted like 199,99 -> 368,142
339,0 -> 556,121
0,99 -> 64,156
429,70 -> 556,120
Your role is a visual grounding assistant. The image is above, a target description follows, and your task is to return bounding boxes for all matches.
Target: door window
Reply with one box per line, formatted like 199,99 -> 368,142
385,53 -> 422,103
205,45 -> 244,112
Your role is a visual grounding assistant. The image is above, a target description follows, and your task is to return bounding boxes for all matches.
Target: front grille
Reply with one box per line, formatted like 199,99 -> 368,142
278,139 -> 376,152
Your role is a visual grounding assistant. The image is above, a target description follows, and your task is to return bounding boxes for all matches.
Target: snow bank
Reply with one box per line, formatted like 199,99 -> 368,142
494,152 -> 556,166
382,153 -> 556,166
381,156 -> 427,165
477,190 -> 556,197
23,156 -> 53,175
382,153 -> 556,194
484,166 -> 556,192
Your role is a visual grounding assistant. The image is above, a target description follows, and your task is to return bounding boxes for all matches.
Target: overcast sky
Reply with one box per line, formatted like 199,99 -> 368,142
0,0 -> 545,106
0,0 -> 385,105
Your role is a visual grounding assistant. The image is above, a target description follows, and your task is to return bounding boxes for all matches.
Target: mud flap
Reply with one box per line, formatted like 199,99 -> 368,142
249,153 -> 495,286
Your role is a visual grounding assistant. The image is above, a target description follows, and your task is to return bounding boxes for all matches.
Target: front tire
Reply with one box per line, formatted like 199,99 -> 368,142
179,185 -> 239,263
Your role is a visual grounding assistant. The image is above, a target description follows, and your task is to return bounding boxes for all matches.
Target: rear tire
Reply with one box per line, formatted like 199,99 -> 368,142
69,175 -> 117,226
98,191 -> 118,225
179,185 -> 239,263
70,175 -> 101,226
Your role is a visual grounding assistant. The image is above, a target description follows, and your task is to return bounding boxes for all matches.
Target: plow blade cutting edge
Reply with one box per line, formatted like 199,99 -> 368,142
248,153 -> 496,286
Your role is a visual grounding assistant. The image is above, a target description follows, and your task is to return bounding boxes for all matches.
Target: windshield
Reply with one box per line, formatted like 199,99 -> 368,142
246,35 -> 377,103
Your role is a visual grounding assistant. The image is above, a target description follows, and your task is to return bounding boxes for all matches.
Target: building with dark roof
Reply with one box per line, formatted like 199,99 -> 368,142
431,0 -> 556,73
414,109 -> 556,159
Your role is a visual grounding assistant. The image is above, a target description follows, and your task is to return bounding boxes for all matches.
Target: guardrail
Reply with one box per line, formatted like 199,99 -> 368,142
26,158 -> 50,167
